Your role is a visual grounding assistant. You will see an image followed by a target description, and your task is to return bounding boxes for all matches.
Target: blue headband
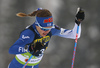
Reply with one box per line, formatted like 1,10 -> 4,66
35,16 -> 53,27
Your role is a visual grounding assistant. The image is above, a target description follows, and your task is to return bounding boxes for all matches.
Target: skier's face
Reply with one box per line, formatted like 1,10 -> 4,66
36,26 -> 52,37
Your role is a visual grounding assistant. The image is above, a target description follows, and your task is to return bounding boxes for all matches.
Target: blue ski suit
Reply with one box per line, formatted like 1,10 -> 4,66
8,23 -> 81,68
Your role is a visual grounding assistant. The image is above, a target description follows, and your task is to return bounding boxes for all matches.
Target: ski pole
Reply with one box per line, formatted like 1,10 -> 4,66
71,25 -> 79,68
71,7 -> 81,68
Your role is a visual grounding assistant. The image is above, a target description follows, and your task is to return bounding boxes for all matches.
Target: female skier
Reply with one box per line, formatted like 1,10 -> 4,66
8,8 -> 84,68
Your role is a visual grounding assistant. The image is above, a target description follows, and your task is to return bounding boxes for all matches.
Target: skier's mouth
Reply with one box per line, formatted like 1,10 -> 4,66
43,33 -> 47,36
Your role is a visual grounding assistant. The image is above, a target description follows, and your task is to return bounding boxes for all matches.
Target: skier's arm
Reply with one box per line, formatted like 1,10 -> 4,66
51,23 -> 81,39
51,8 -> 84,39
9,29 -> 35,54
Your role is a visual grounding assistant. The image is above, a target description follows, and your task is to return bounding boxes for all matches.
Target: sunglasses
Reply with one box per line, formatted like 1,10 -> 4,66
36,22 -> 54,31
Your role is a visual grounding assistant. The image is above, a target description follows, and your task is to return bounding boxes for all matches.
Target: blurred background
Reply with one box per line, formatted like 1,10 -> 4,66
0,0 -> 100,68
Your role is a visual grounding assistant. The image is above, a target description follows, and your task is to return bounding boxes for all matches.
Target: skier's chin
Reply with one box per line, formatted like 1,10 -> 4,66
41,33 -> 47,37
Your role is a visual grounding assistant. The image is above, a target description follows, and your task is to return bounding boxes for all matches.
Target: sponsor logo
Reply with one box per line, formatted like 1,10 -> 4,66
44,18 -> 53,23
60,28 -> 72,35
22,35 -> 30,39
25,59 -> 28,62
33,36 -> 50,44
30,58 -> 41,62
47,23 -> 51,26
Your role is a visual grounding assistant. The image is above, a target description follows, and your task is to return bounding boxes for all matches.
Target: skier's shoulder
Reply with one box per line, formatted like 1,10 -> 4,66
51,24 -> 60,30
51,24 -> 61,35
20,25 -> 35,38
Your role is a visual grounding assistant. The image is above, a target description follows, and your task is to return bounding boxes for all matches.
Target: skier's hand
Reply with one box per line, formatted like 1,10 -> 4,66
33,41 -> 44,51
75,7 -> 85,25
29,40 -> 45,52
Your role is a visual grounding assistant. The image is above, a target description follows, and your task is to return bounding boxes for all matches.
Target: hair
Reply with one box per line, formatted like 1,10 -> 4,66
16,9 -> 52,17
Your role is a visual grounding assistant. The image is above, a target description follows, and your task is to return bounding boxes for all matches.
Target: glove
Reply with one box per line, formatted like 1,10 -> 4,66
29,40 -> 46,55
75,7 -> 85,25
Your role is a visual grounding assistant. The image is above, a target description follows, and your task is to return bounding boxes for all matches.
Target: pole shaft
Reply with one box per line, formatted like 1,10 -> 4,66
22,55 -> 33,68
71,26 -> 79,68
